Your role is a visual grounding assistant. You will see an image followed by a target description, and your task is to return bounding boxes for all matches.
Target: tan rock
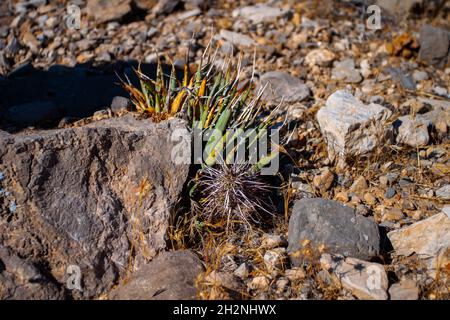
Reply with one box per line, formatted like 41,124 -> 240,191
350,176 -> 368,193
389,279 -> 419,300
261,233 -> 288,249
388,212 -> 450,277
305,48 -> 336,67
313,168 -> 334,192
320,254 -> 388,300
285,267 -> 306,282
364,193 -> 377,205
249,276 -> 270,291
263,248 -> 287,271
382,207 -> 404,222
335,191 -> 349,202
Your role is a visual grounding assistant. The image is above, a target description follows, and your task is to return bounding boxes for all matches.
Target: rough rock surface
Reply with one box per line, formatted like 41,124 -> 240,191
0,115 -> 190,298
321,253 -> 388,300
288,198 -> 380,266
110,250 -> 204,300
0,245 -> 66,300
317,90 -> 393,160
388,212 -> 450,277
258,71 -> 310,104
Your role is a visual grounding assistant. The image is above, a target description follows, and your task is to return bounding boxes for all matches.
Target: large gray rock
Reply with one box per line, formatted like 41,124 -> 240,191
288,198 -> 380,266
418,25 -> 450,69
317,90 -> 393,161
258,71 -> 310,104
110,250 -> 204,300
0,115 -> 190,298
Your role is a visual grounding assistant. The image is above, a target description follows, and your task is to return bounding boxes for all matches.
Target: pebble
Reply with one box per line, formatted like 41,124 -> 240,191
385,188 -> 396,199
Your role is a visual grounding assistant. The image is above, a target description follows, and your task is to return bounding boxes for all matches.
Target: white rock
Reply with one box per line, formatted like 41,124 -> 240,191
233,263 -> 250,279
317,90 -> 393,160
388,212 -> 450,278
395,114 -> 431,147
249,276 -> 270,291
261,233 -> 288,249
332,59 -> 362,83
412,70 -> 429,82
232,4 -> 290,23
320,254 -> 388,300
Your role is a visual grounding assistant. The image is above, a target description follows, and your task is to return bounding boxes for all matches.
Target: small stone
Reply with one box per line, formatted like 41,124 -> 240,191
379,176 -> 389,186
275,278 -> 289,294
258,71 -> 310,104
249,276 -> 270,291
412,70 -> 428,82
219,30 -> 255,47
389,279 -> 419,300
263,248 -> 287,271
313,168 -> 334,192
261,234 -> 288,249
285,267 -> 306,282
111,96 -> 131,114
350,176 -> 368,194
433,86 -> 448,97
363,193 -> 377,205
233,263 -> 250,279
436,185 -> 450,200
332,59 -> 362,83
385,187 -> 396,199
205,271 -> 244,292
232,4 -> 291,23
305,48 -> 336,67
335,191 -> 349,202
381,207 -> 404,222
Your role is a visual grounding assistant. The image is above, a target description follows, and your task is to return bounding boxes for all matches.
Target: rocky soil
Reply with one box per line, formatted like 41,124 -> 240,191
0,0 -> 449,300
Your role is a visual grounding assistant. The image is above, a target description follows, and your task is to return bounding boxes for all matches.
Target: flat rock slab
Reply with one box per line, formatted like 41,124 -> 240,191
0,115 -> 190,298
321,253 -> 388,300
317,90 -> 393,160
288,198 -> 380,266
258,71 -> 310,104
388,212 -> 450,278
110,250 -> 204,300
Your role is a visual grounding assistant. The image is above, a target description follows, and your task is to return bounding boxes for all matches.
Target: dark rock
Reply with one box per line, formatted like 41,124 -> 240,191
288,198 -> 380,266
0,115 -> 190,298
418,25 -> 450,69
6,101 -> 60,127
110,250 -> 203,300
385,187 -> 396,199
258,71 -> 310,104
0,245 -> 65,300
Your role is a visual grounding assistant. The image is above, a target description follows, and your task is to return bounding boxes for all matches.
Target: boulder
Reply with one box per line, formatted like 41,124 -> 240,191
288,198 -> 380,266
0,115 -> 190,298
109,250 -> 203,300
317,90 -> 393,161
